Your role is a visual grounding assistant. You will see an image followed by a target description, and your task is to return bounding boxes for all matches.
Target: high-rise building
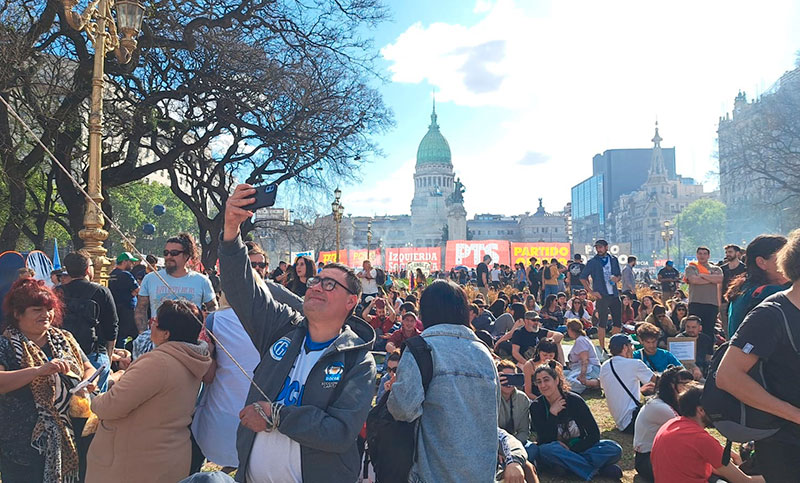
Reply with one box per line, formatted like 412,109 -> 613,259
571,133 -> 678,244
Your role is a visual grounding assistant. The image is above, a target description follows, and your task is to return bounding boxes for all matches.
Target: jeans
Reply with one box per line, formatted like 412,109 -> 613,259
526,440 -> 622,481
596,296 -> 622,328
688,302 -> 719,339
544,285 -> 560,298
87,351 -> 111,393
634,451 -> 654,481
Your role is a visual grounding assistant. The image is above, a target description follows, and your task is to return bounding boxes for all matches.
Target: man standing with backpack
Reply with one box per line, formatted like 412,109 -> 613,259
580,240 -> 623,354
57,252 -> 118,392
717,229 -> 800,482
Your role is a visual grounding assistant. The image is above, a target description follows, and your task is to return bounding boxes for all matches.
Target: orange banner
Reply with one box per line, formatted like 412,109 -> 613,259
445,240 -> 510,269
384,247 -> 441,272
317,250 -> 348,265
348,250 -> 382,268
510,243 -> 571,266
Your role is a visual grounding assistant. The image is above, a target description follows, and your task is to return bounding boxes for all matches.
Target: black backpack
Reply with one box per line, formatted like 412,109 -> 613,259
366,336 -> 433,483
702,302 -> 794,464
58,283 -> 101,355
375,268 -> 386,287
543,265 -> 553,279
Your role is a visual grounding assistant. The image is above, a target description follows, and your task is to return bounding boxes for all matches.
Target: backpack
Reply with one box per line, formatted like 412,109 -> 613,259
702,302 -> 795,464
543,265 -> 553,280
366,336 -> 433,483
58,283 -> 101,355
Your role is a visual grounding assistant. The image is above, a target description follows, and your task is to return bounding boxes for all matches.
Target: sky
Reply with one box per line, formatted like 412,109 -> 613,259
332,0 -> 800,219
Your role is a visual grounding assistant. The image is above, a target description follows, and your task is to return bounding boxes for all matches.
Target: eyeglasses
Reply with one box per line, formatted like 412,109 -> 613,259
163,249 -> 185,257
306,276 -> 356,294
251,262 -> 267,269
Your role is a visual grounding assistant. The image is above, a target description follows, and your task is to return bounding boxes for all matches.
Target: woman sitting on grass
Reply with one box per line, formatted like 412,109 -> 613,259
526,362 -> 623,480
522,338 -> 560,399
564,319 -> 601,393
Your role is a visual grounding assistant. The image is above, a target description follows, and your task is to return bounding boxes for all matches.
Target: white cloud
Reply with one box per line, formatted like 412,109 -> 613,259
342,158 -> 417,216
375,0 -> 799,215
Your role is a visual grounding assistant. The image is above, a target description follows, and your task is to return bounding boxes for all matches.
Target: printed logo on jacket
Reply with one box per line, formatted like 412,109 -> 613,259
270,337 -> 291,361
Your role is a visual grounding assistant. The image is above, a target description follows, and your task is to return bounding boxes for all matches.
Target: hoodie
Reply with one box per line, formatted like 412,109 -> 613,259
218,235 -> 376,483
86,341 -> 212,483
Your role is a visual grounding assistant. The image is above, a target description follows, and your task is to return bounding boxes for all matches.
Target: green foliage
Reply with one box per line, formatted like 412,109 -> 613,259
106,181 -> 197,257
674,199 -> 728,259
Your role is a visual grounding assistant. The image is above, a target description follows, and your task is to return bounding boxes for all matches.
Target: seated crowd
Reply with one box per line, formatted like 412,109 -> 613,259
0,185 -> 795,483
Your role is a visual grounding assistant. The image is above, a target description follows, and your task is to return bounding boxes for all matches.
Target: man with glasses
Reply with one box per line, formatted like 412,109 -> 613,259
136,233 -> 217,336
246,241 -> 269,279
219,184 -> 376,483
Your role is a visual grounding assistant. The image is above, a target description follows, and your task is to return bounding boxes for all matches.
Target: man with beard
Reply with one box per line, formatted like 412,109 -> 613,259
651,385 -> 762,482
135,233 -> 217,335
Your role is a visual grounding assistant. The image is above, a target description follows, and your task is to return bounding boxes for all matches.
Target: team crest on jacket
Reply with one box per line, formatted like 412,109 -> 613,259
270,337 -> 291,361
324,361 -> 345,382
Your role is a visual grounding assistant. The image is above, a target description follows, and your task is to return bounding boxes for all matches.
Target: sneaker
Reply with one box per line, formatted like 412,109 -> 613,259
598,464 -> 622,479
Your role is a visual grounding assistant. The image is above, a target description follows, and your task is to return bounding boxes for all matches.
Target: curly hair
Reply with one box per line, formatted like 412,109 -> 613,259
636,322 -> 661,341
2,278 -> 63,331
166,233 -> 198,261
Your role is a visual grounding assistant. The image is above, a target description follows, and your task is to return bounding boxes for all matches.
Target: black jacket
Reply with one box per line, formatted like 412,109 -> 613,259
530,391 -> 600,453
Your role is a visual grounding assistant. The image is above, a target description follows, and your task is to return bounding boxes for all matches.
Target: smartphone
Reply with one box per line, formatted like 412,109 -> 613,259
500,373 -> 525,388
245,184 -> 278,211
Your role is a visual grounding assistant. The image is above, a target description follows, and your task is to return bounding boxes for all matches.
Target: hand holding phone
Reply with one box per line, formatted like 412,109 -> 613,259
243,183 -> 278,211
500,373 -> 525,388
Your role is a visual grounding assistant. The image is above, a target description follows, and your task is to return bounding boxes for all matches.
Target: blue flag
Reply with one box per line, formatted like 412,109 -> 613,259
53,239 -> 61,269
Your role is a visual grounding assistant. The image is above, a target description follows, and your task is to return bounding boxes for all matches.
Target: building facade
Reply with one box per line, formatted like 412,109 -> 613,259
612,123 -> 710,259
718,66 -> 800,242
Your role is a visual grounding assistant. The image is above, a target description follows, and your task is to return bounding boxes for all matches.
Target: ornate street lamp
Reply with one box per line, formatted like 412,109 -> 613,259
63,0 -> 145,282
661,220 -> 675,261
366,220 -> 373,261
332,188 -> 344,262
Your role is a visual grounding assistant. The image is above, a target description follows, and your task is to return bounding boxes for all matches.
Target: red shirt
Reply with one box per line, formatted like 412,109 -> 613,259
389,328 -> 422,347
651,417 -> 724,483
369,315 -> 394,334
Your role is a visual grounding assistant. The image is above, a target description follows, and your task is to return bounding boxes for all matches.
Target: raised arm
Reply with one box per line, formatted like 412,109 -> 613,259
220,184 -> 302,353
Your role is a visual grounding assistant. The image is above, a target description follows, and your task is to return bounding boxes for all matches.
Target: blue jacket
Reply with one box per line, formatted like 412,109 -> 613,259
388,324 -> 499,483
580,254 -> 622,297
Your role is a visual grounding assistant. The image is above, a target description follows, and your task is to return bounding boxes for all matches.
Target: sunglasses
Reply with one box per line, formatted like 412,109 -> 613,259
251,262 -> 267,269
163,249 -> 185,257
306,276 -> 356,295
387,366 -> 397,373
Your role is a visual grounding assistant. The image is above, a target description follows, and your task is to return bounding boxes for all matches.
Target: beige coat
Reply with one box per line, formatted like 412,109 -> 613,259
86,341 -> 211,483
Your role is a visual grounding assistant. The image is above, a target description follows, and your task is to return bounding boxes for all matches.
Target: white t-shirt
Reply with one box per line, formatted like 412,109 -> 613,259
565,309 -> 590,321
246,336 -> 332,483
360,268 -> 378,295
633,397 -> 677,453
598,356 -> 654,430
568,335 -> 600,368
191,308 -> 261,467
139,269 -> 215,315
490,268 -> 501,282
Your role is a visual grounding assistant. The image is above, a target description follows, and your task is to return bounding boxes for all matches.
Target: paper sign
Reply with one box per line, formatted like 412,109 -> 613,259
668,337 -> 696,363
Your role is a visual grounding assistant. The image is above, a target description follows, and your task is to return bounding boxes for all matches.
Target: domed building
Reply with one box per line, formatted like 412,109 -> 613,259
410,100 -> 467,246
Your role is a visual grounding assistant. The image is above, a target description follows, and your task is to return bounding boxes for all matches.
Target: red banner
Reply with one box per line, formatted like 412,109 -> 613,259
510,243 -> 571,266
384,247 -> 441,272
445,240 -> 510,269
348,249 -> 382,268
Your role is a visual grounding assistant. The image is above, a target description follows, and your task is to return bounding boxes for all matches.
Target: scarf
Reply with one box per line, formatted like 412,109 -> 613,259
4,326 -> 83,483
688,261 -> 710,275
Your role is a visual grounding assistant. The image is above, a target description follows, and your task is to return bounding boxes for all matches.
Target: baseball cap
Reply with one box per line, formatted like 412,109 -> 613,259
608,334 -> 633,353
666,260 -> 674,266
117,252 -> 139,263
473,298 -> 486,307
594,239 -> 609,247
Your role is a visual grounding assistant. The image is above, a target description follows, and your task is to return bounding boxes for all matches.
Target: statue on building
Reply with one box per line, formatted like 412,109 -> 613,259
448,177 -> 466,204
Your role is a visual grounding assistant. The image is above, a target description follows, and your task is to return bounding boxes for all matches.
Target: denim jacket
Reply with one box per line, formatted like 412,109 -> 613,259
387,324 -> 499,483
580,254 -> 622,297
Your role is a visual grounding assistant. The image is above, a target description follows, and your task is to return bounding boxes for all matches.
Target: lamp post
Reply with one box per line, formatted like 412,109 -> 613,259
63,0 -> 145,282
661,220 -> 675,261
331,188 -> 344,262
366,220 -> 373,261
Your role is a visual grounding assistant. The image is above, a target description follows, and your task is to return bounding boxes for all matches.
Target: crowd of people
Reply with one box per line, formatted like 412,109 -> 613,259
0,183 -> 798,483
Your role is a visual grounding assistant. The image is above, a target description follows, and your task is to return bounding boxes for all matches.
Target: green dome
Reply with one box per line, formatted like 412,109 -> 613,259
416,106 -> 452,166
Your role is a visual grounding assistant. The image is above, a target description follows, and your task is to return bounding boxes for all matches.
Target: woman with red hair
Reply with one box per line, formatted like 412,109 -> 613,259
0,278 -> 96,483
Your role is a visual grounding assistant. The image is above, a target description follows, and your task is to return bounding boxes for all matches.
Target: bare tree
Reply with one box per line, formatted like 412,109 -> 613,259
0,0 -> 392,259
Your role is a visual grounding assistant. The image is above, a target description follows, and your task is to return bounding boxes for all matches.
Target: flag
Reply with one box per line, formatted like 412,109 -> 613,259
52,239 -> 61,269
